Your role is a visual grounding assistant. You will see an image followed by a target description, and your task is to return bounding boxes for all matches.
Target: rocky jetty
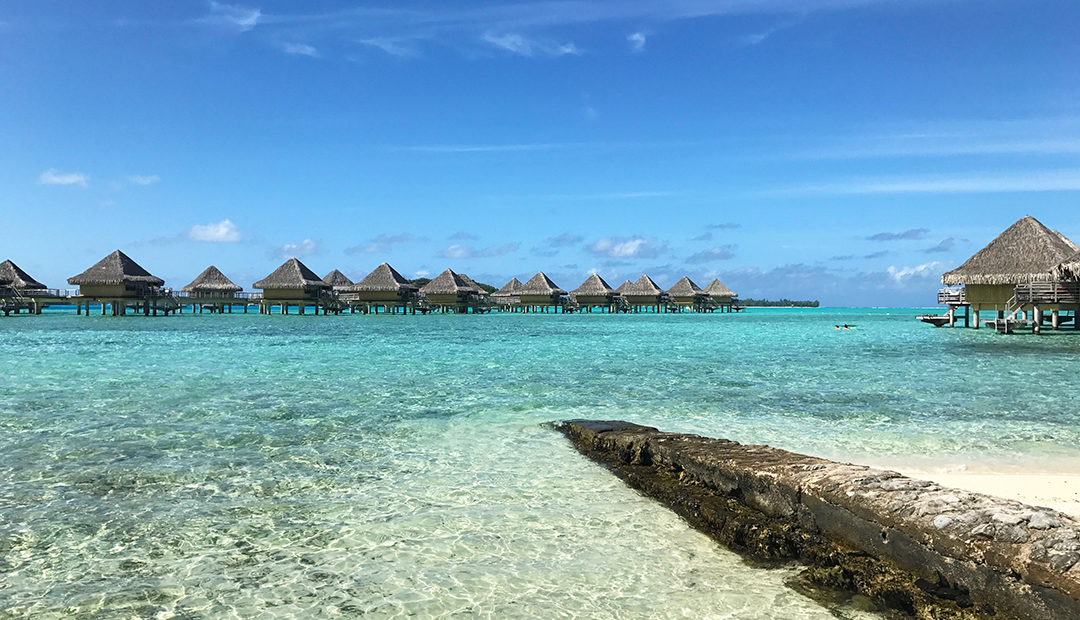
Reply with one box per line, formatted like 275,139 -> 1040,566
558,420 -> 1080,620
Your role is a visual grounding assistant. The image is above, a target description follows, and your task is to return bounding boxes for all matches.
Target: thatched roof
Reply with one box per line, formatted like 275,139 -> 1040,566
253,258 -> 329,290
941,216 -> 1077,285
350,263 -> 418,293
182,266 -> 242,293
67,250 -> 164,287
0,260 -> 46,290
623,274 -> 664,296
703,278 -> 736,298
667,276 -> 704,297
518,272 -> 566,295
615,279 -> 634,294
1054,231 -> 1079,252
571,273 -> 615,296
322,269 -> 354,289
458,274 -> 487,295
420,269 -> 471,295
492,277 -> 523,297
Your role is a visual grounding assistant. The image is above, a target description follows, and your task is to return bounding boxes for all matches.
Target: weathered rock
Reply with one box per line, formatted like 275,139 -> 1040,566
558,419 -> 1080,620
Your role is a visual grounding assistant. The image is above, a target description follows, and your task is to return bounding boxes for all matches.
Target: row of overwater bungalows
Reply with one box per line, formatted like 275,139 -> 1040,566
926,215 -> 1080,333
0,251 -> 737,316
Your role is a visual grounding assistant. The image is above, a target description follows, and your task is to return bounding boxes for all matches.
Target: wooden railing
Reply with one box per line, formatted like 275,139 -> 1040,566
937,288 -> 966,304
1014,282 -> 1080,305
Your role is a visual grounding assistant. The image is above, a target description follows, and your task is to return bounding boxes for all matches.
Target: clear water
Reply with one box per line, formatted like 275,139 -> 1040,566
3,308 -> 1080,619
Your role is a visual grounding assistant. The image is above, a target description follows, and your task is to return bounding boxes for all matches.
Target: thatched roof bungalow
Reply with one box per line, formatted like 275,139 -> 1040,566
0,260 -> 47,292
622,275 -> 666,309
517,272 -> 566,307
942,215 -> 1077,313
458,274 -> 487,296
667,276 -> 706,307
615,279 -> 634,295
491,278 -> 522,305
420,268 -> 474,307
182,266 -> 242,298
703,278 -> 736,301
253,258 -> 330,300
571,273 -> 617,306
68,250 -> 164,298
322,269 -> 354,292
348,263 -> 418,302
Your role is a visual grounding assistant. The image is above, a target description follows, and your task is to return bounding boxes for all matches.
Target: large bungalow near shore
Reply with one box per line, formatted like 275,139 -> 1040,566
936,215 -> 1080,332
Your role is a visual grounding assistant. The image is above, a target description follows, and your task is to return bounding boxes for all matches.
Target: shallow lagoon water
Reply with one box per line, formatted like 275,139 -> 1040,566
3,308 -> 1080,618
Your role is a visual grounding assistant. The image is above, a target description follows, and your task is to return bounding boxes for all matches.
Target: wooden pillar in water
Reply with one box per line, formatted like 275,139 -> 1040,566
972,309 -> 979,329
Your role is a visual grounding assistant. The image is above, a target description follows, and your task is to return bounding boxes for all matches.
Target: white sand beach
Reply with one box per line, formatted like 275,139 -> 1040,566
891,468 -> 1080,517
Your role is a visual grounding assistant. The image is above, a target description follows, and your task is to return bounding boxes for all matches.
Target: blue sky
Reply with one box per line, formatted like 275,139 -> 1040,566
3,0 -> 1078,306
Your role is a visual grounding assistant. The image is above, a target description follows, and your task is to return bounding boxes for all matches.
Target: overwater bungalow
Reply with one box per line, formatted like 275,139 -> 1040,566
322,269 -> 354,293
703,278 -> 739,312
181,266 -> 244,314
253,257 -> 335,315
458,274 -> 487,297
666,276 -> 708,312
491,278 -> 523,309
516,272 -> 567,313
346,262 -> 419,314
622,275 -> 667,312
420,269 -> 485,313
938,215 -> 1078,332
570,273 -> 619,313
67,250 -> 170,316
0,260 -> 49,315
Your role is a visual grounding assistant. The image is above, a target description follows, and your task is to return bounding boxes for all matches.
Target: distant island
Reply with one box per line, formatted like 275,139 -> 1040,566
739,298 -> 819,308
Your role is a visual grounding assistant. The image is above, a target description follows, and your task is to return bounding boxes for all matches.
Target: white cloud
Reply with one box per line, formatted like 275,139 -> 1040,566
127,174 -> 160,186
283,42 -> 319,57
205,2 -> 261,32
38,169 -> 88,187
414,269 -> 430,278
887,261 -> 943,284
187,219 -> 242,243
482,31 -> 581,57
358,37 -> 420,57
628,31 -> 647,52
274,238 -> 320,259
586,236 -> 667,259
439,243 -> 519,259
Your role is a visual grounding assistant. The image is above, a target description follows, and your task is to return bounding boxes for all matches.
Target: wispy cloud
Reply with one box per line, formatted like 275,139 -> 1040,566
867,228 -> 928,241
707,222 -> 741,230
482,31 -> 580,57
798,170 -> 1080,194
127,174 -> 160,186
282,42 -> 319,57
448,231 -> 480,241
686,246 -> 736,264
202,2 -> 261,33
187,219 -> 242,243
627,31 -> 648,52
924,237 -> 955,253
344,233 -> 411,254
440,243 -> 519,259
273,238 -> 321,259
358,36 -> 421,57
691,232 -> 713,242
39,169 -> 88,187
586,236 -> 667,260
831,251 -> 891,261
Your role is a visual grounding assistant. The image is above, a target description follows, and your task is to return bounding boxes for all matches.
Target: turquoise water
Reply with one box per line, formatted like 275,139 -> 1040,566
3,308 -> 1080,619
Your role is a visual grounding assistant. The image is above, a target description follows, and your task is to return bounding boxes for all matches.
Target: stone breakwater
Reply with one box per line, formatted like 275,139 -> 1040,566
558,420 -> 1080,620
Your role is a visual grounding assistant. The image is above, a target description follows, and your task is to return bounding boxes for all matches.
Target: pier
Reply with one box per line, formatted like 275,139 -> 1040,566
559,420 -> 1080,620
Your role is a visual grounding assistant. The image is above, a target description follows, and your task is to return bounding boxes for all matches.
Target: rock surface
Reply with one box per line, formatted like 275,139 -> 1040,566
558,419 -> 1080,620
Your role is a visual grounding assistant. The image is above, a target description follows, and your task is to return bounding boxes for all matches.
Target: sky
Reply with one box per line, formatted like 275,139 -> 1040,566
2,0 -> 1079,306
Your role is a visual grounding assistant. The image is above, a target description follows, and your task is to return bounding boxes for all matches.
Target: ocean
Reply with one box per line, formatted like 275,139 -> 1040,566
3,308 -> 1080,618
